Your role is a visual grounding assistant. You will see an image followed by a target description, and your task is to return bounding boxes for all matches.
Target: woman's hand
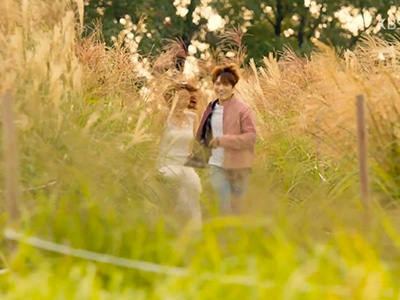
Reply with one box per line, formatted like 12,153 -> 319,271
209,138 -> 220,148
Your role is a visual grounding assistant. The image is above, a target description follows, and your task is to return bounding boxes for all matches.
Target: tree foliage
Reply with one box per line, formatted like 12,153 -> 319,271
84,0 -> 400,62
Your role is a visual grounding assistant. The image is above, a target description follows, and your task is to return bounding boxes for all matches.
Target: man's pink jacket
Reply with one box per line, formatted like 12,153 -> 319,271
196,96 -> 256,169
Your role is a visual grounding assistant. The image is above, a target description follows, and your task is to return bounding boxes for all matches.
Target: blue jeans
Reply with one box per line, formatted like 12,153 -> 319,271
209,165 -> 250,213
210,165 -> 232,212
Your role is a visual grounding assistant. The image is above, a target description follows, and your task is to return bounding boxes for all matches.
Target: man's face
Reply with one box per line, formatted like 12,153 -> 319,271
214,76 -> 234,101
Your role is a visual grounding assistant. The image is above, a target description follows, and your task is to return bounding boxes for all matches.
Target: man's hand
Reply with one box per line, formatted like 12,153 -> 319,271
209,138 -> 220,149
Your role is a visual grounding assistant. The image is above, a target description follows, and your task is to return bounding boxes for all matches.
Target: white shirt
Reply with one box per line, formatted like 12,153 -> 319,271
208,103 -> 224,167
158,110 -> 196,166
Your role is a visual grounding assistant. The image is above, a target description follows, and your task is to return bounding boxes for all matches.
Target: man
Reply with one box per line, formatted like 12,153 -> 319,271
196,64 -> 256,213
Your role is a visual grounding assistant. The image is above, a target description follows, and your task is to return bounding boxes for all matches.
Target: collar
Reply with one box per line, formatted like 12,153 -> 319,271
218,94 -> 235,106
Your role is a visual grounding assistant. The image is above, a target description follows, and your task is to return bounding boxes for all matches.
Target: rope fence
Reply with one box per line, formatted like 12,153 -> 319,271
3,228 -> 275,288
4,228 -> 187,277
3,229 -> 354,295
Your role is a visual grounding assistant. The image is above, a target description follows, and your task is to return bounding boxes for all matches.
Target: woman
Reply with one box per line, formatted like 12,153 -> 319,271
196,64 -> 256,214
158,83 -> 202,228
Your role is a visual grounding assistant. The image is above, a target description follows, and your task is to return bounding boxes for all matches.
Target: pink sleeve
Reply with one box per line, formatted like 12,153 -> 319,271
218,108 -> 256,150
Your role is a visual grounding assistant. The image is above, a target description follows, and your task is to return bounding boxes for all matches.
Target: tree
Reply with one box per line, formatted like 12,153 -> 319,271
83,0 -> 400,63
84,0 -> 201,54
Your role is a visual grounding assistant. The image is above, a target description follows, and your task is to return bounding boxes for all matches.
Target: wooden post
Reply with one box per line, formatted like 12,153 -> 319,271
2,91 -> 19,221
356,95 -> 369,208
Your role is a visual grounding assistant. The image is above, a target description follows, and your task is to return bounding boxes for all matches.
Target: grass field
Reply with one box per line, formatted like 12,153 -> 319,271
1,0 -> 400,299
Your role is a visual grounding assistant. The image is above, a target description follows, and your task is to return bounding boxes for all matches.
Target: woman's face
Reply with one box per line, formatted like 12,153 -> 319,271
214,76 -> 234,101
188,91 -> 197,110
174,89 -> 191,111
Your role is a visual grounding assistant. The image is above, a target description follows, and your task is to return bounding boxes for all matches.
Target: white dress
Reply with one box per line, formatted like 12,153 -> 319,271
158,110 -> 202,228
